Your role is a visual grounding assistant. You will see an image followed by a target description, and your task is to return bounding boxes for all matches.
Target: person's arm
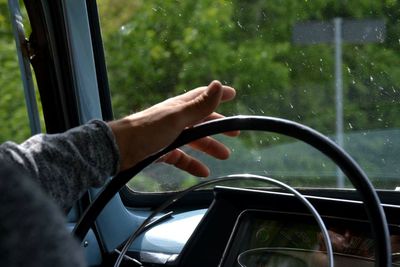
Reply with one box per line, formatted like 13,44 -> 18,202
0,80 -> 236,210
0,120 -> 119,211
0,162 -> 86,267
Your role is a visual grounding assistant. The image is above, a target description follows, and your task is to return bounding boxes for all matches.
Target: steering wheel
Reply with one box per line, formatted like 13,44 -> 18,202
73,115 -> 392,267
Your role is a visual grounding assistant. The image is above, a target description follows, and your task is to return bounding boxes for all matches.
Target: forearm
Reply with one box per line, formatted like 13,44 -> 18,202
0,120 -> 120,210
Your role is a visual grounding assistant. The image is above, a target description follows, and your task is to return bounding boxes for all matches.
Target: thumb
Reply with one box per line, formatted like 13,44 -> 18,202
180,81 -> 223,127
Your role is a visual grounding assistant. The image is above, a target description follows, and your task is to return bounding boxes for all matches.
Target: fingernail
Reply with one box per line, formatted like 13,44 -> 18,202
208,81 -> 222,96
209,80 -> 221,87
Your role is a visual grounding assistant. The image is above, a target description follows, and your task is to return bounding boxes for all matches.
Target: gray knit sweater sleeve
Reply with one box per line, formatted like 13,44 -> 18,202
0,120 -> 120,210
0,164 -> 87,267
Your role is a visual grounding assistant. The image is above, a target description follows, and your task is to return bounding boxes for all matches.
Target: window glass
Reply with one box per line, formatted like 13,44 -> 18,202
98,0 -> 400,192
0,0 -> 44,143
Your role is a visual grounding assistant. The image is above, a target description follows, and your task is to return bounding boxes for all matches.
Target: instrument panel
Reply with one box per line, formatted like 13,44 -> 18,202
221,209 -> 400,266
128,187 -> 400,266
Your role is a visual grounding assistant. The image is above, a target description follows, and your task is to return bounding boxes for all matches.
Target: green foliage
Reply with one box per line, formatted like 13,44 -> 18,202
100,0 -> 400,133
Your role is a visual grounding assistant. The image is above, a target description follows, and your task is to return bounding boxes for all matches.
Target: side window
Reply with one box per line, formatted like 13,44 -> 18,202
0,0 -> 44,143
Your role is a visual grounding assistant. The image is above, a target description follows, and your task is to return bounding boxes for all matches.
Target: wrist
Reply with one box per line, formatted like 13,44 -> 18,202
108,116 -> 144,172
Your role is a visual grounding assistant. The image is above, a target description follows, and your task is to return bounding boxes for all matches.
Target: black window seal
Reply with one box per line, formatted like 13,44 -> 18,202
23,0 -> 80,133
86,0 -> 113,121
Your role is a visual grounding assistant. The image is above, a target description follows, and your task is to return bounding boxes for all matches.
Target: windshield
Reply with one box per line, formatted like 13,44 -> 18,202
97,0 -> 400,192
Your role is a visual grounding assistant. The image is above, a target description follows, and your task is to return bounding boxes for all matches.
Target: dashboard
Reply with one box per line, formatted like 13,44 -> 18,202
123,187 -> 400,266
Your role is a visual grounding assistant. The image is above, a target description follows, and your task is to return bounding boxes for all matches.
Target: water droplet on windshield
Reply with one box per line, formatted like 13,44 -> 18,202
120,25 -> 132,35
348,122 -> 353,129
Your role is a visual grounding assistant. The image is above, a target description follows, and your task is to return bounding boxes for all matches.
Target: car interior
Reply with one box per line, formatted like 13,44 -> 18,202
2,0 -> 400,266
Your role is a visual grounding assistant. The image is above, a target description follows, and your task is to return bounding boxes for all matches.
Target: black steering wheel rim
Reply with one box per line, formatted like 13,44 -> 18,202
73,115 -> 391,266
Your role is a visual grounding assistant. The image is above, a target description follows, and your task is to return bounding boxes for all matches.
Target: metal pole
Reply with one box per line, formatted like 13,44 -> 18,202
8,0 -> 41,135
334,18 -> 344,188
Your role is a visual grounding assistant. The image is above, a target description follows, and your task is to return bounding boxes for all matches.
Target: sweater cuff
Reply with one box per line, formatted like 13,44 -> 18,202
89,120 -> 120,177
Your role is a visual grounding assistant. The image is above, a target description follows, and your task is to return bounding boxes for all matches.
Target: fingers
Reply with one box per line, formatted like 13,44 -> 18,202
160,149 -> 210,177
209,80 -> 236,102
158,136 -> 233,176
177,80 -> 236,103
202,112 -> 240,137
179,81 -> 239,136
220,84 -> 236,103
178,81 -> 224,128
159,133 -> 233,176
188,136 -> 230,160
157,80 -> 236,131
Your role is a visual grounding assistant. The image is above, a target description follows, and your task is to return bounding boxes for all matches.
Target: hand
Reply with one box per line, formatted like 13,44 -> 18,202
108,80 -> 237,176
